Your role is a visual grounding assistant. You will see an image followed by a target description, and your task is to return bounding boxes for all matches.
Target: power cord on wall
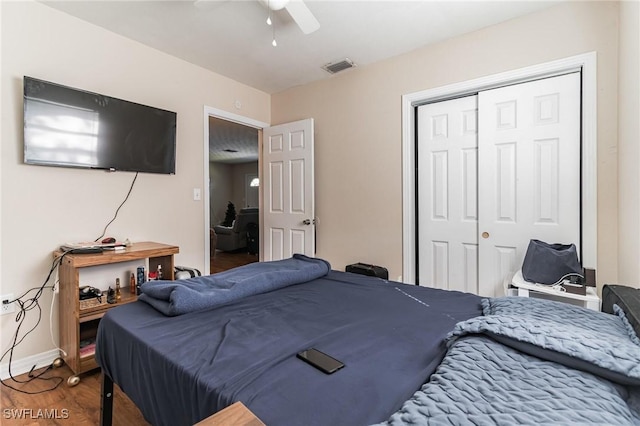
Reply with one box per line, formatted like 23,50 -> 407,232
2,172 -> 140,394
94,171 -> 139,242
0,251 -> 72,394
50,273 -> 67,359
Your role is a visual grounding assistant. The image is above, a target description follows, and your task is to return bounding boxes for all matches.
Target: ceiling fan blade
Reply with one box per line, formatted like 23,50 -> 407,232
284,0 -> 320,34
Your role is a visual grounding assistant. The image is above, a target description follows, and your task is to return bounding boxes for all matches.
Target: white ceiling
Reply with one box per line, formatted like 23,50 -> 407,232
42,0 -> 563,95
42,0 -> 563,163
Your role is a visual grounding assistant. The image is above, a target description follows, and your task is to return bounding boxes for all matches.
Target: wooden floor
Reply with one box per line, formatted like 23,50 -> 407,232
1,365 -> 148,425
210,250 -> 258,274
1,251 -> 259,425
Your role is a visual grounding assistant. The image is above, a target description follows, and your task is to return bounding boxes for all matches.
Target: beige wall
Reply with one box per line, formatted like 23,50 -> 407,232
1,0 -> 637,366
272,1 -> 621,285
0,1 -> 270,360
617,0 -> 640,287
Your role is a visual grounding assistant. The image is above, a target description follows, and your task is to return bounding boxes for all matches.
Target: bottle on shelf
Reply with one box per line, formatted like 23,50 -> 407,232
136,266 -> 146,295
115,278 -> 121,302
157,264 -> 163,280
130,273 -> 136,294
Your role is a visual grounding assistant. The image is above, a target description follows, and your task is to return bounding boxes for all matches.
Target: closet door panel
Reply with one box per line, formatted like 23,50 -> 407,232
478,72 -> 581,297
418,95 -> 478,293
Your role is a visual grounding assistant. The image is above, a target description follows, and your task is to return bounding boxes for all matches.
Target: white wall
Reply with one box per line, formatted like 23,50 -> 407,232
617,0 -> 640,287
0,1 -> 269,362
272,1 -> 621,285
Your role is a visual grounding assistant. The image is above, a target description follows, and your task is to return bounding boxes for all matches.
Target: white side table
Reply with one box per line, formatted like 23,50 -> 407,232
510,270 -> 601,311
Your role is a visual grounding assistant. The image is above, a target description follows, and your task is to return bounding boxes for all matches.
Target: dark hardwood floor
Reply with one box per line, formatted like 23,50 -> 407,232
1,365 -> 148,425
210,250 -> 258,274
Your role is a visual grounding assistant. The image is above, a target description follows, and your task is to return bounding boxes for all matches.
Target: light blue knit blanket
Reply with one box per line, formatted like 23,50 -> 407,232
139,254 -> 330,316
378,297 -> 640,425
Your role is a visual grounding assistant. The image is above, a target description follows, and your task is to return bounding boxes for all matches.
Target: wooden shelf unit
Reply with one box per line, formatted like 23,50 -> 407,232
56,241 -> 179,376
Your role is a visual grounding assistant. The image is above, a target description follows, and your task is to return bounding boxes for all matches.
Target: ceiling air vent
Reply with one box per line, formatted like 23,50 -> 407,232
322,58 -> 356,74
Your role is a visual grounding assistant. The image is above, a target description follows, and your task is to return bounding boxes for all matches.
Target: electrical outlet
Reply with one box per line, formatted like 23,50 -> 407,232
1,294 -> 15,315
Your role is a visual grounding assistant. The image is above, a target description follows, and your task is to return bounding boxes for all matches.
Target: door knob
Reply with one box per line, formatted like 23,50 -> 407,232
302,219 -> 312,225
482,232 -> 490,239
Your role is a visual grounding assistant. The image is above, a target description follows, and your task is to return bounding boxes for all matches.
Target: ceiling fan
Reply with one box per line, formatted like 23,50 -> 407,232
195,0 -> 320,35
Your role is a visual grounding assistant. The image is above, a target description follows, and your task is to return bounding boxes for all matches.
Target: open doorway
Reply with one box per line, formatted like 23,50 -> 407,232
207,115 -> 261,273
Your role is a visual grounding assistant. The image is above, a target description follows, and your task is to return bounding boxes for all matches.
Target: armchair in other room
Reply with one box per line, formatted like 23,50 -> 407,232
213,208 -> 258,252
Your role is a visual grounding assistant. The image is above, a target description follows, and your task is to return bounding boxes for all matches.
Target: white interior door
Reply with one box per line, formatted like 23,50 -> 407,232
262,119 -> 315,261
417,96 -> 479,293
417,73 -> 581,297
478,72 -> 581,296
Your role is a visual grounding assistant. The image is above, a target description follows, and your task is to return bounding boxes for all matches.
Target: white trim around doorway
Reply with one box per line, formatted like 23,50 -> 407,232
203,106 -> 269,275
401,52 -> 597,285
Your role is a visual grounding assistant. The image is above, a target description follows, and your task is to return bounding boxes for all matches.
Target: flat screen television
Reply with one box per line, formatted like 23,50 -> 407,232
23,76 -> 177,174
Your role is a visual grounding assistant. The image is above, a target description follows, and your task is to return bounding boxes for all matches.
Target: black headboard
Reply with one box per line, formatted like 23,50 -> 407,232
602,284 -> 640,337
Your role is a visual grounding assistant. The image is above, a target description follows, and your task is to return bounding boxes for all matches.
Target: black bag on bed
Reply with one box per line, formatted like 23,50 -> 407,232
346,263 -> 389,280
521,239 -> 582,285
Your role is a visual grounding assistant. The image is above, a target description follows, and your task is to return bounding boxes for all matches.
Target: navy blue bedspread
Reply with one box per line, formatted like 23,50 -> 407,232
96,271 -> 481,426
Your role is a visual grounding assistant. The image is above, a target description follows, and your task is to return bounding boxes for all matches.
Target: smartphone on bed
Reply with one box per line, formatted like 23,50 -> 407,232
297,348 -> 345,374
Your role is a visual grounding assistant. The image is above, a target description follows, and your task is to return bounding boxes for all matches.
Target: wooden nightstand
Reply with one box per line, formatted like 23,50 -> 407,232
55,242 -> 179,386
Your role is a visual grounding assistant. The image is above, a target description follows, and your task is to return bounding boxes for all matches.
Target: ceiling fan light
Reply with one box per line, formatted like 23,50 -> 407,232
267,0 -> 290,11
272,38 -> 277,47
266,16 -> 272,25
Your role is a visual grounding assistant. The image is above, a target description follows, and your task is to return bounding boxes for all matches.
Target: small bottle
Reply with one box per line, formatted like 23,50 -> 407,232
156,264 -> 163,280
115,278 -> 122,302
130,273 -> 136,294
136,266 -> 145,296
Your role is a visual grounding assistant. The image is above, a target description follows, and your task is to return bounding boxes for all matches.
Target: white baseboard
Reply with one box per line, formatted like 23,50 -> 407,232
0,349 -> 60,380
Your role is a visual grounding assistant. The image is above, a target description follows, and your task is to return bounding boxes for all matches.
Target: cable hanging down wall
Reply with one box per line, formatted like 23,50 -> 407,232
1,171 -> 140,394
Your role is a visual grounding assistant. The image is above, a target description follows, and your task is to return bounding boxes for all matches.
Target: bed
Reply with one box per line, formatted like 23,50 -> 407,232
96,255 -> 640,425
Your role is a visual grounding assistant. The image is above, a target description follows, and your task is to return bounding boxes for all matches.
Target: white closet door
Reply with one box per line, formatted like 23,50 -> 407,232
417,95 -> 479,293
478,72 -> 581,297
417,73 -> 581,297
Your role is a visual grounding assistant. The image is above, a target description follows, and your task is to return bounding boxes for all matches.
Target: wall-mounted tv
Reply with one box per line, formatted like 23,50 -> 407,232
23,76 -> 177,174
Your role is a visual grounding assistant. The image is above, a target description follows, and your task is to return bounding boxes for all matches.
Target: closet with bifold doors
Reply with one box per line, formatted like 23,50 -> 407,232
417,72 -> 581,297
